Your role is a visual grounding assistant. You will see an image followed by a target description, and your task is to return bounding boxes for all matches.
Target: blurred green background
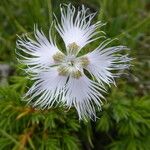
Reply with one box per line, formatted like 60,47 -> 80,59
0,0 -> 150,150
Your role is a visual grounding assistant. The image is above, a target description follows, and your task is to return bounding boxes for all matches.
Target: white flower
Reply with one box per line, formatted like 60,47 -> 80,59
16,4 -> 131,120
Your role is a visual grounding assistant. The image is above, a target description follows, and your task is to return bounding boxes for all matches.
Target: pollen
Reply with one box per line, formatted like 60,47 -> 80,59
53,52 -> 65,63
71,70 -> 82,79
57,66 -> 69,76
80,56 -> 90,67
67,42 -> 80,55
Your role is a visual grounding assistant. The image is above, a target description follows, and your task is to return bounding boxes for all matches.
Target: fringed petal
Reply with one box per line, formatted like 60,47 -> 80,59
55,4 -> 105,50
65,75 -> 105,120
83,39 -> 131,86
24,68 -> 68,108
16,26 -> 61,73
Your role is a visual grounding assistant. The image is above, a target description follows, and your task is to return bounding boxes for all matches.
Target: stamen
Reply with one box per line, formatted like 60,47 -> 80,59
58,65 -> 82,79
71,70 -> 82,79
67,42 -> 80,55
79,56 -> 90,67
58,66 -> 69,76
53,52 -> 65,63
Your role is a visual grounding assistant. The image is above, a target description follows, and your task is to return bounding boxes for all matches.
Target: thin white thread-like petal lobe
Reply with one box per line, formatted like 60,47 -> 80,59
84,41 -> 131,86
16,27 -> 60,73
65,76 -> 104,120
55,4 -> 104,49
25,68 -> 68,108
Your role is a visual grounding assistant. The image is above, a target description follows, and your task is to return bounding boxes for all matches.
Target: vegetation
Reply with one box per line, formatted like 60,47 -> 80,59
0,0 -> 150,149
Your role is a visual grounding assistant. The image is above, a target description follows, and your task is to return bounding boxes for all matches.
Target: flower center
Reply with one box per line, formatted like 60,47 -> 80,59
65,55 -> 76,66
52,42 -> 89,79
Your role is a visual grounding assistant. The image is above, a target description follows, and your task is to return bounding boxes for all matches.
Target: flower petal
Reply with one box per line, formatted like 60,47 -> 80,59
16,26 -> 62,73
84,39 -> 131,85
55,4 -> 104,50
24,68 -> 68,108
65,75 -> 104,120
